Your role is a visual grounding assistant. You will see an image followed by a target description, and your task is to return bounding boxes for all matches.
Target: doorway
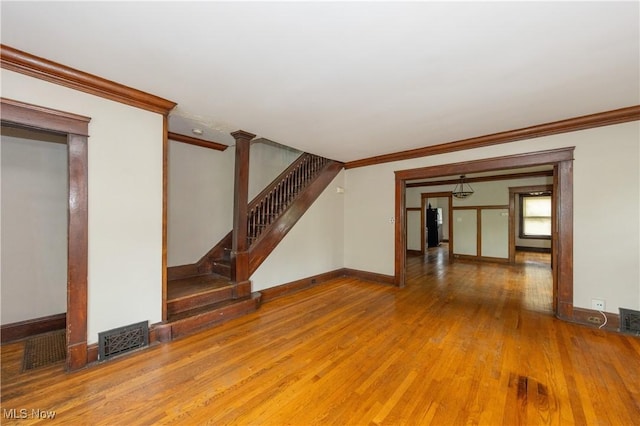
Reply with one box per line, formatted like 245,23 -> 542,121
394,148 -> 574,319
421,192 -> 452,260
1,98 -> 90,371
1,125 -> 68,324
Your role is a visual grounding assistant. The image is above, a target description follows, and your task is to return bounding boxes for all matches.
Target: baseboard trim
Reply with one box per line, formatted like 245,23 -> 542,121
261,268 -> 396,303
261,269 -> 345,303
516,246 -> 552,253
343,268 -> 396,285
453,254 -> 509,264
571,307 -> 620,332
1,313 -> 66,343
407,249 -> 422,256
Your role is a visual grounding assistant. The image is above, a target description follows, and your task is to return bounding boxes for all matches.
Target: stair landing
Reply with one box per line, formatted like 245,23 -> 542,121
166,273 -> 261,339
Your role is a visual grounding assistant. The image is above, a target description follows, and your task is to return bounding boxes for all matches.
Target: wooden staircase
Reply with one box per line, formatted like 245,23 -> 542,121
165,148 -> 343,340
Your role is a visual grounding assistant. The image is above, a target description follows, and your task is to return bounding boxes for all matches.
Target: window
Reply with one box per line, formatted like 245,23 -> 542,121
519,194 -> 551,239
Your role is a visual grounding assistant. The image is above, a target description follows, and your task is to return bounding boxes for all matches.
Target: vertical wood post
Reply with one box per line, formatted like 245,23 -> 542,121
67,133 -> 89,371
230,130 -> 255,284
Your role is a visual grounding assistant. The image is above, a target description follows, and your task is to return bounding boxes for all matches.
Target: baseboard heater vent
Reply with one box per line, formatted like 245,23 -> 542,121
619,308 -> 640,336
98,321 -> 149,361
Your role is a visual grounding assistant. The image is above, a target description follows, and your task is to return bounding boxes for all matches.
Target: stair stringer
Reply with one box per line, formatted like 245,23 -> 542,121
247,161 -> 343,276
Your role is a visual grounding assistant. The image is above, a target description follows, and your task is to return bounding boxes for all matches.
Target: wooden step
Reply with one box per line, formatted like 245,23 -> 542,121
211,259 -> 231,278
167,274 -> 234,316
168,292 -> 262,339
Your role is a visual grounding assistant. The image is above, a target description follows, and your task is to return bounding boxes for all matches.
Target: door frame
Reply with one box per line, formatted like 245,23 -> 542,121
395,147 -> 574,320
1,98 -> 90,371
420,192 -> 453,260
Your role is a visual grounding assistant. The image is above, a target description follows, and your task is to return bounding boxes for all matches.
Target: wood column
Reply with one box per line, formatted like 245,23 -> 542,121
66,133 -> 89,371
230,130 -> 255,284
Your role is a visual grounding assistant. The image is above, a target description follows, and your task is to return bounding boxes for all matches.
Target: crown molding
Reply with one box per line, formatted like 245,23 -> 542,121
345,105 -> 640,169
167,132 -> 228,151
1,44 -> 176,115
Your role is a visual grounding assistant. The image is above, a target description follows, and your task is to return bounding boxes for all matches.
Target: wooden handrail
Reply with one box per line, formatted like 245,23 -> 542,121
248,153 -> 308,211
246,154 -> 330,246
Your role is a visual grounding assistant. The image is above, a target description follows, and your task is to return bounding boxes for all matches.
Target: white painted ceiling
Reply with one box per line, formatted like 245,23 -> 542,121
1,1 -> 638,162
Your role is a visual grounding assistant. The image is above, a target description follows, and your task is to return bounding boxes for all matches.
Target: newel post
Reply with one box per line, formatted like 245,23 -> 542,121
230,130 -> 255,284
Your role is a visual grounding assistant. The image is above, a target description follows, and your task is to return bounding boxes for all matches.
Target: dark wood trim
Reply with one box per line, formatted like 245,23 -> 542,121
1,313 -> 66,343
1,98 -> 90,371
395,147 -> 574,181
343,268 -> 396,285
195,231 -> 233,276
248,161 -> 343,276
162,117 -> 168,322
421,192 -> 453,260
66,133 -> 89,371
407,249 -> 422,256
167,264 -> 202,281
452,205 -> 509,210
395,178 -> 406,287
1,97 -> 90,136
509,184 -> 553,263
453,254 -> 510,264
230,130 -> 255,283
555,160 -> 574,320
518,193 -> 553,240
1,44 -> 176,115
168,132 -> 228,151
395,147 -> 574,320
406,170 -> 553,188
406,207 -> 421,211
476,208 -> 482,257
516,246 -> 551,253
346,106 -> 639,169
261,269 -> 346,303
571,307 -> 620,333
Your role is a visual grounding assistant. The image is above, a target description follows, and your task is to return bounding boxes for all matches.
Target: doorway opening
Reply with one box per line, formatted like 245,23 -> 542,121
1,126 -> 68,368
395,147 -> 574,319
1,98 -> 90,371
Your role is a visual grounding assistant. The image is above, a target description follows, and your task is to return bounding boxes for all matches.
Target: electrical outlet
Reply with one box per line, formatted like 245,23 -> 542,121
587,316 -> 602,324
591,299 -> 605,311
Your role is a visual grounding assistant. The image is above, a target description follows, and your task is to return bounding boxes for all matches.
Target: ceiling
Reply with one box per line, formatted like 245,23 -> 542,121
1,1 -> 638,163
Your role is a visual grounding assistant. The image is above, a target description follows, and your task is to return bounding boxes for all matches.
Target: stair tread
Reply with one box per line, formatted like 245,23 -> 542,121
167,274 -> 233,301
168,294 -> 259,322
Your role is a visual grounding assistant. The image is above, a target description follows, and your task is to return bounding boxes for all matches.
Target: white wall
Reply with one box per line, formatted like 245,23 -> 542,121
249,140 -> 301,200
344,122 -> 640,313
1,69 -> 165,343
1,128 -> 68,324
406,210 -> 421,251
167,141 -> 234,266
250,170 -> 345,291
453,210 -> 477,256
481,209 -> 509,258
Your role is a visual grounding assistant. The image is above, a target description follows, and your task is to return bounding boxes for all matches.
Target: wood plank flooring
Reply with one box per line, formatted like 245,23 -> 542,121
2,249 -> 639,425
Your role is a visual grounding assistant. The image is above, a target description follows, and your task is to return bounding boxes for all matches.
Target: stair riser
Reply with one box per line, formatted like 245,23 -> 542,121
170,294 -> 261,339
167,287 -> 234,316
211,262 -> 231,278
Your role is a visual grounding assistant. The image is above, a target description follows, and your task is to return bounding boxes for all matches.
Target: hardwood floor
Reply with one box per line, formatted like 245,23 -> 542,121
2,250 -> 639,425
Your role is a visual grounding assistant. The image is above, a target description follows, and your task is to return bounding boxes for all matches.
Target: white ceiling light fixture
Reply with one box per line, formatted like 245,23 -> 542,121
191,128 -> 203,136
452,175 -> 474,199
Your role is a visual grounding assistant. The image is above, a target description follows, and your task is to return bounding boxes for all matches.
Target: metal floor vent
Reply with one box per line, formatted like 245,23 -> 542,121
98,321 -> 149,361
619,308 -> 640,336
